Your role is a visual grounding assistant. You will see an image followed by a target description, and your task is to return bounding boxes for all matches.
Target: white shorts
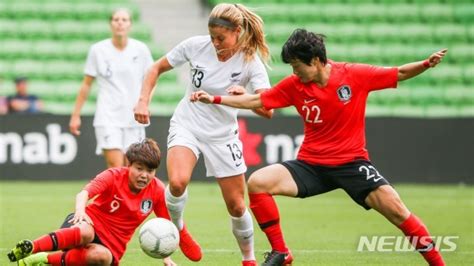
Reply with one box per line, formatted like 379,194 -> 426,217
167,123 -> 247,177
95,126 -> 146,155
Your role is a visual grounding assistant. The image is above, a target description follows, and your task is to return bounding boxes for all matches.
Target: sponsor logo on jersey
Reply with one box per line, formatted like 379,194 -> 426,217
140,199 -> 153,214
337,85 -> 352,103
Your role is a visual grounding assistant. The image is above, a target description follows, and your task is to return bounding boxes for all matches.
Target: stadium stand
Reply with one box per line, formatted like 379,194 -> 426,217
0,0 -> 472,117
0,0 -> 179,115
204,0 -> 473,117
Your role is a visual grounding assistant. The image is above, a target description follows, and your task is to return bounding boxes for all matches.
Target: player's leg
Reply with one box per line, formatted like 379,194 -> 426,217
247,164 -> 297,266
366,185 -> 445,266
217,173 -> 257,265
103,149 -> 125,168
20,243 -> 113,266
95,126 -> 126,168
166,128 -> 202,262
8,215 -> 94,262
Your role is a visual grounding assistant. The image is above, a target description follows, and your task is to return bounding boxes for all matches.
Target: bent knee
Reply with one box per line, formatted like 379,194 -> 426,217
227,200 -> 246,217
86,245 -> 113,266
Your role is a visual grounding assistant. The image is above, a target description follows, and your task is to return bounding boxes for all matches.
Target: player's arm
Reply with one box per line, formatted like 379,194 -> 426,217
397,49 -> 447,81
69,190 -> 94,225
134,56 -> 174,124
69,75 -> 95,136
226,86 -> 273,119
191,89 -> 263,109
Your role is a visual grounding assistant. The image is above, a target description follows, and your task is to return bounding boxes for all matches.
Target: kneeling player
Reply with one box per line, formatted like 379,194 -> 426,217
7,138 -> 201,266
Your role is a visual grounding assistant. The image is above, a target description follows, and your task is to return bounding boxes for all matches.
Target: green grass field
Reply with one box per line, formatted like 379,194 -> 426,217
0,181 -> 472,265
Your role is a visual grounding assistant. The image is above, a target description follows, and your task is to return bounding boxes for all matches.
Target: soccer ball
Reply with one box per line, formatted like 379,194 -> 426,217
139,218 -> 180,259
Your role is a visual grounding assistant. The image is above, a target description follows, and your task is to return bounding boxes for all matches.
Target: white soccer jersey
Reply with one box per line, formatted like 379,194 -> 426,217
166,35 -> 270,141
85,38 -> 153,127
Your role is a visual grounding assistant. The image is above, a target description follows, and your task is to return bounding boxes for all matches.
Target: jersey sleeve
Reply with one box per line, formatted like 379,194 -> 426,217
166,37 -> 195,68
260,76 -> 294,109
349,63 -> 398,92
83,169 -> 115,198
247,56 -> 271,92
152,179 -> 171,220
84,45 -> 98,77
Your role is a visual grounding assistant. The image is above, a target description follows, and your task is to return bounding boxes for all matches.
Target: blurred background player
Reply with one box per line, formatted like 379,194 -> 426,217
134,3 -> 273,265
191,29 -> 448,266
6,138 -> 200,266
69,8 -> 154,168
7,76 -> 43,114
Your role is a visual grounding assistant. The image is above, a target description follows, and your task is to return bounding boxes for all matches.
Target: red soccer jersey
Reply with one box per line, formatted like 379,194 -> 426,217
84,167 -> 170,263
261,60 -> 398,166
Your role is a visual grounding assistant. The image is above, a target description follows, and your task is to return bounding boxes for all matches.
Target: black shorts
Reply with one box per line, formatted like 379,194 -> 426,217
60,213 -> 103,246
281,159 -> 390,210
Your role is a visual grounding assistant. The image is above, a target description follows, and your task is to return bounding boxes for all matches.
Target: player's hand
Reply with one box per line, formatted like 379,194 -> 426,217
426,48 -> 448,68
134,101 -> 151,124
163,256 -> 177,266
190,91 -> 213,104
69,115 -> 81,136
69,210 -> 94,225
226,85 -> 246,95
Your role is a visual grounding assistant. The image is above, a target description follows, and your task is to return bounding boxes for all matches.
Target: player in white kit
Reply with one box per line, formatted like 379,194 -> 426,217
69,8 -> 153,168
134,3 -> 272,265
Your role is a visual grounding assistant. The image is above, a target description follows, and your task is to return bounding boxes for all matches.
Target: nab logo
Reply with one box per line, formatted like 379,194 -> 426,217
337,85 -> 352,103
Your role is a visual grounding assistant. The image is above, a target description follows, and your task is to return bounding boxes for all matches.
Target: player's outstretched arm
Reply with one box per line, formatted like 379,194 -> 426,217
68,190 -> 94,225
398,48 -> 448,81
191,89 -> 263,110
226,86 -> 273,119
134,56 -> 173,124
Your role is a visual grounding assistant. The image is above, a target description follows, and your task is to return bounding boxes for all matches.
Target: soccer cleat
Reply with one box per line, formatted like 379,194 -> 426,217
179,225 -> 202,261
261,250 -> 293,266
17,252 -> 48,266
242,260 -> 258,266
7,240 -> 34,262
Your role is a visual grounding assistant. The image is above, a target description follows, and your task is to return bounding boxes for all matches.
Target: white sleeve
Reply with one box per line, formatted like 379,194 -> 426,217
84,45 -> 98,77
166,37 -> 194,68
247,56 -> 271,93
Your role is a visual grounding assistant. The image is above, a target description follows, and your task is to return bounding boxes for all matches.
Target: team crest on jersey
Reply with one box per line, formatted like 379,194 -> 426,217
337,85 -> 352,103
140,199 -> 153,214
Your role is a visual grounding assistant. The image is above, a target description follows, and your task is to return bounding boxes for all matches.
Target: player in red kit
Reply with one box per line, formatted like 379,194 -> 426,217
7,138 -> 200,266
191,29 -> 448,266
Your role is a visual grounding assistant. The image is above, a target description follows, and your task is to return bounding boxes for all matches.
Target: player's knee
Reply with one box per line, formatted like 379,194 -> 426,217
168,178 -> 188,195
86,245 -> 113,266
77,225 -> 95,244
247,173 -> 268,193
228,200 -> 246,217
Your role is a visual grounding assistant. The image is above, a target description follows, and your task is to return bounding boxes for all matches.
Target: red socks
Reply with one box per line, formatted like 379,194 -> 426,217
47,248 -> 88,266
249,193 -> 288,252
398,214 -> 445,266
33,227 -> 82,253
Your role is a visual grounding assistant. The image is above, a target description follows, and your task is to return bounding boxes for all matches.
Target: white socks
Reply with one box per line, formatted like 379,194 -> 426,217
231,208 -> 255,261
165,185 -> 187,231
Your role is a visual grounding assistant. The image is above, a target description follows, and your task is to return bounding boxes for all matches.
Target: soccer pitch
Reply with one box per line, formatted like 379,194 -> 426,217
1,181 -> 472,265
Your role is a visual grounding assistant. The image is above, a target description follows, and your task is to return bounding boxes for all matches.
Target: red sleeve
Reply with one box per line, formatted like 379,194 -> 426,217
83,169 -> 115,198
261,76 -> 294,109
152,178 -> 171,220
349,63 -> 398,92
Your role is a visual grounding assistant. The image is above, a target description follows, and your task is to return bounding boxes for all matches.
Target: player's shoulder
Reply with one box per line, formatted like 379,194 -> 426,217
128,38 -> 149,50
90,39 -> 111,50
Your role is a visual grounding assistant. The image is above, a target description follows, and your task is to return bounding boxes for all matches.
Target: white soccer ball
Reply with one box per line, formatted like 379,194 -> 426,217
139,218 -> 180,259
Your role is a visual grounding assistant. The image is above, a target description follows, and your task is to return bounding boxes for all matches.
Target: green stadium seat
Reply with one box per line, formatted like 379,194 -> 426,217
367,24 -> 401,43
384,4 -> 420,23
419,4 -> 454,23
453,4 -> 474,23
400,24 -> 434,44
432,24 -> 468,44
391,104 -> 426,117
0,39 -> 32,60
0,20 -> 20,39
18,20 -> 54,40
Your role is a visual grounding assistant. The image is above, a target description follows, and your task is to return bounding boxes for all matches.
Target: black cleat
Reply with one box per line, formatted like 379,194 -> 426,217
7,240 -> 33,262
261,250 -> 293,266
